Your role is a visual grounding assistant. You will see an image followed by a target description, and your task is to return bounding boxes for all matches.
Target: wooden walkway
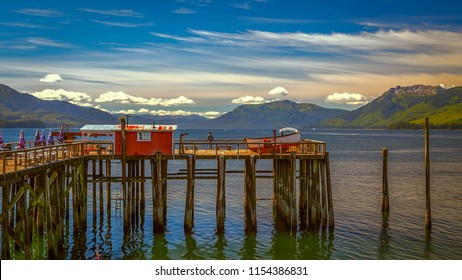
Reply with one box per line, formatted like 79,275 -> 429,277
1,139 -> 333,259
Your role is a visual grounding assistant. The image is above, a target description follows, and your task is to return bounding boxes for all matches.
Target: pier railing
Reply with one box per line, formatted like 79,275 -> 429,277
1,143 -> 86,173
175,139 -> 326,157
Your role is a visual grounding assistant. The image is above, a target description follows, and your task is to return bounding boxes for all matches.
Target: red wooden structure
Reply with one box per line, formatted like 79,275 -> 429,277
80,124 -> 177,155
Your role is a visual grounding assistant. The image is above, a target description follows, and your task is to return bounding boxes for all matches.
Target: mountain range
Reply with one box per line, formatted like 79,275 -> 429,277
1,83 -> 461,129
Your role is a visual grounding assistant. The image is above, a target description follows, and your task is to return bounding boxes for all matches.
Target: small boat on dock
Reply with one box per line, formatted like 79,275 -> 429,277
244,127 -> 301,153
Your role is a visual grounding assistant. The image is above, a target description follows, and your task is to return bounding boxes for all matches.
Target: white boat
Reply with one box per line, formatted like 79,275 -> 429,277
244,127 -> 301,153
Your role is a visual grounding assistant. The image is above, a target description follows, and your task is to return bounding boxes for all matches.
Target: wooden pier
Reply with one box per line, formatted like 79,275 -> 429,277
0,139 -> 333,259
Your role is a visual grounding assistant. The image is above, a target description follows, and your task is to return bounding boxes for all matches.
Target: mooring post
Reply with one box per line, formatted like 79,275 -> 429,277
153,152 -> 166,233
289,153 -> 297,231
424,117 -> 431,228
120,116 -> 128,228
299,159 -> 309,230
325,152 -> 334,229
184,155 -> 195,234
140,159 -> 145,225
382,147 -> 390,212
244,155 -> 257,232
216,156 -> 226,233
321,159 -> 328,228
1,184 -> 10,259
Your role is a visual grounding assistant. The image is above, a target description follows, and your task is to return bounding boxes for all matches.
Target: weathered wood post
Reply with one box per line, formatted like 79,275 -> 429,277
325,152 -> 334,229
153,152 -> 166,233
424,117 -> 431,228
382,147 -> 390,212
119,116 -> 128,228
244,155 -> 257,232
299,159 -> 309,230
288,153 -> 297,231
216,156 -> 226,233
184,155 -> 195,234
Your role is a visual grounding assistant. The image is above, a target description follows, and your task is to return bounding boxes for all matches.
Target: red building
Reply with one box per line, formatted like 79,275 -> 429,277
80,124 -> 177,156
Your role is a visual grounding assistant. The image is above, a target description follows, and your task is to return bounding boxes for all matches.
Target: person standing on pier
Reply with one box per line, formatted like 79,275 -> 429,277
207,131 -> 214,149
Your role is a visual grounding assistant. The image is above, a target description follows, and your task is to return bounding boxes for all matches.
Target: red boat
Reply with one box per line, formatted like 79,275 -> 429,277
244,127 -> 301,153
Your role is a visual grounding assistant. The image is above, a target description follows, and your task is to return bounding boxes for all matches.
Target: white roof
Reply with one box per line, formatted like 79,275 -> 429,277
81,124 -> 177,133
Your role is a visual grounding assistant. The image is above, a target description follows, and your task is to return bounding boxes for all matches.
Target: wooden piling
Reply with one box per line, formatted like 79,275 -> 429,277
299,159 -> 309,230
288,154 -> 297,231
424,117 -> 431,228
216,156 -> 226,233
184,156 -> 195,234
325,152 -> 334,229
244,155 -> 257,232
382,147 -> 390,212
153,153 -> 166,233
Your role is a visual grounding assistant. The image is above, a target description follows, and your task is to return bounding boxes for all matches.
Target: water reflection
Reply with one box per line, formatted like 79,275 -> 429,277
214,233 -> 227,259
182,234 -> 204,260
240,232 -> 257,260
378,212 -> 390,259
425,228 -> 433,259
152,234 -> 170,260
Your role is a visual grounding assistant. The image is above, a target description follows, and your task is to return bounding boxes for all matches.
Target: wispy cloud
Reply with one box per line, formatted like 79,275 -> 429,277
14,8 -> 62,17
0,22 -> 49,29
78,8 -> 143,18
174,7 -> 196,14
26,37 -> 74,48
150,32 -> 206,43
91,20 -> 153,28
231,3 -> 251,10
241,17 -> 322,24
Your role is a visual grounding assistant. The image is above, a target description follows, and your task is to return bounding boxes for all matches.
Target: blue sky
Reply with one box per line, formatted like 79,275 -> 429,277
1,0 -> 461,118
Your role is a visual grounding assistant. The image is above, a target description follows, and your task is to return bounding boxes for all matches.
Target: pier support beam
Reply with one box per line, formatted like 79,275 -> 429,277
382,148 -> 390,212
244,155 -> 257,233
152,153 -> 167,233
216,156 -> 226,233
184,156 -> 195,234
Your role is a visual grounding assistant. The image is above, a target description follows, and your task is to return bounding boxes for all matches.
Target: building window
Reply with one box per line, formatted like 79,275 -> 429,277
138,132 -> 151,141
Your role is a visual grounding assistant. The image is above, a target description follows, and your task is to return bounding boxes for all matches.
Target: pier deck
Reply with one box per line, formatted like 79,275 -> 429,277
0,139 -> 333,259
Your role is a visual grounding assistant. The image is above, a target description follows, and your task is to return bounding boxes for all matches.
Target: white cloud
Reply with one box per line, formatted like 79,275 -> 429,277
95,91 -> 146,103
232,95 -> 266,104
26,37 -> 74,48
149,110 -> 222,119
231,3 -> 251,10
111,109 -> 222,119
268,86 -> 288,96
95,91 -> 195,106
324,92 -> 368,105
30,89 -> 93,106
78,8 -> 143,18
91,20 -> 153,28
174,7 -> 196,14
40,74 -> 63,83
14,8 -> 62,17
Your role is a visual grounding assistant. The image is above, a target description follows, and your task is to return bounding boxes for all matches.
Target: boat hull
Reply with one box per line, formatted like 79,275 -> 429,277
244,132 -> 301,153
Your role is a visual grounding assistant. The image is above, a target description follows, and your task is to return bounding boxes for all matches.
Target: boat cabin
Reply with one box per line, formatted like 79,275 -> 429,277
80,124 -> 177,156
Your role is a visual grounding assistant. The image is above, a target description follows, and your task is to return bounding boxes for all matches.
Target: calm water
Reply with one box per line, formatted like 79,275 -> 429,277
1,128 -> 462,259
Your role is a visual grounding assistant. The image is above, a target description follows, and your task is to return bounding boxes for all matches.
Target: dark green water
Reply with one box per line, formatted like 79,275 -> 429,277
2,129 -> 462,259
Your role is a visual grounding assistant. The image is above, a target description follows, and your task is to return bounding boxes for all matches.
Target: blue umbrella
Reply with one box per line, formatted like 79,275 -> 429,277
17,129 -> 25,150
34,129 -> 41,146
47,129 -> 54,145
57,128 -> 64,144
